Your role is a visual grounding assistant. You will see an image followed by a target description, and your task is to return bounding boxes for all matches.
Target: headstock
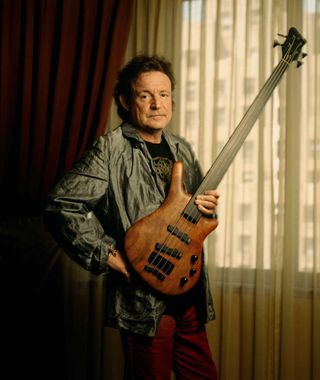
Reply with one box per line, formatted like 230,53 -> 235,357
273,27 -> 307,67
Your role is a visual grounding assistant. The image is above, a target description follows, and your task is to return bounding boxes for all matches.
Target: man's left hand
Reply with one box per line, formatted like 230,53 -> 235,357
195,190 -> 220,217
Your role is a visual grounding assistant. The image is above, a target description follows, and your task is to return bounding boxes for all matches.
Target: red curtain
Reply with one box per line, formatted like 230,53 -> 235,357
0,0 -> 134,218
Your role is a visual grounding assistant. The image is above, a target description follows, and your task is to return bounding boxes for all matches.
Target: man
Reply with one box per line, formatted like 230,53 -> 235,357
45,55 -> 219,379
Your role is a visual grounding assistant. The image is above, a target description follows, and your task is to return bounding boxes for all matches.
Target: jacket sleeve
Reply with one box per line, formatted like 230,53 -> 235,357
44,137 -> 115,275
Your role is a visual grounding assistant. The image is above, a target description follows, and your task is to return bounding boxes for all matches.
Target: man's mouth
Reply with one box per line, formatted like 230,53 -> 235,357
148,114 -> 165,119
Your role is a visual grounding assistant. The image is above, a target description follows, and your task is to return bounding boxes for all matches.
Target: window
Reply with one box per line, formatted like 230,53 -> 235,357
180,0 -> 319,278
239,203 -> 252,221
244,77 -> 256,95
186,81 -> 197,102
185,50 -> 198,68
180,0 -> 276,273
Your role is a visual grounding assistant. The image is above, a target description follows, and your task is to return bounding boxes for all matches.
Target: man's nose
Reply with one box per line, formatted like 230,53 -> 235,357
150,95 -> 161,109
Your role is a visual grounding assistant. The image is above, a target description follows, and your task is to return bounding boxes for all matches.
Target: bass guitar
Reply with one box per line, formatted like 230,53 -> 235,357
124,27 -> 306,296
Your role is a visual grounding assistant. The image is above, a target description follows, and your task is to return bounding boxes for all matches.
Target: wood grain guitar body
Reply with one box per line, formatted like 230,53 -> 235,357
124,161 -> 218,296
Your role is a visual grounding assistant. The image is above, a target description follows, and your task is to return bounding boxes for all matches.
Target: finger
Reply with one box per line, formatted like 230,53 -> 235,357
107,253 -> 127,272
198,206 -> 219,220
197,203 -> 215,215
123,269 -> 131,283
195,199 -> 217,210
204,190 -> 220,198
195,194 -> 219,206
195,198 -> 218,211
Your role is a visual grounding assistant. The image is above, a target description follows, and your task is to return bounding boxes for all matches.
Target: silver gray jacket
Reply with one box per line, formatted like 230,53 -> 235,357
45,122 -> 215,336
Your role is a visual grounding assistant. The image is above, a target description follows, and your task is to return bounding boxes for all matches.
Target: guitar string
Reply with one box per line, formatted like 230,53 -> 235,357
164,39 -> 305,279
171,58 -> 290,242
147,57 -> 290,279
179,55 -> 291,228
147,40 -> 303,282
185,43 -> 301,211
147,58 -> 290,278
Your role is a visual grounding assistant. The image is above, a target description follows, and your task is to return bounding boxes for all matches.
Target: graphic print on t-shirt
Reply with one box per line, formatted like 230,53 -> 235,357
145,138 -> 174,194
151,156 -> 173,190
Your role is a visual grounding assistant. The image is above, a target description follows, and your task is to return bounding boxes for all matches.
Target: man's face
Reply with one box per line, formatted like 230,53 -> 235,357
126,71 -> 173,138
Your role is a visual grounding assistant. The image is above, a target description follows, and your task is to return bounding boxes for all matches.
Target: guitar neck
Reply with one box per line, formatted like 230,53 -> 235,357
184,57 -> 290,221
201,58 -> 289,191
182,26 -> 307,222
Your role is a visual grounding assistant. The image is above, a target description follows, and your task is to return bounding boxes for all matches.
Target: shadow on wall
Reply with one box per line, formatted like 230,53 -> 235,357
0,217 -> 67,379
0,217 -> 126,379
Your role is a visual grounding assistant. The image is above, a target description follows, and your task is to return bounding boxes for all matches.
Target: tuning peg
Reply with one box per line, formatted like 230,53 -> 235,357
273,39 -> 282,48
273,31 -> 289,48
297,60 -> 304,68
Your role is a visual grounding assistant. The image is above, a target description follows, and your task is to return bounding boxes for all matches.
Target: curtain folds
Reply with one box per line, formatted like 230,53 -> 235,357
0,1 -> 134,379
0,0 -> 134,218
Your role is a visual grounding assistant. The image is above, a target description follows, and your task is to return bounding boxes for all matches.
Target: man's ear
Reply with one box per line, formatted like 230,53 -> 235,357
119,95 -> 130,111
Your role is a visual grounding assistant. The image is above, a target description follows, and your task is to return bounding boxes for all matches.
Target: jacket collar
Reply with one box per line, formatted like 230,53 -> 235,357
121,122 -> 143,142
121,122 -> 180,158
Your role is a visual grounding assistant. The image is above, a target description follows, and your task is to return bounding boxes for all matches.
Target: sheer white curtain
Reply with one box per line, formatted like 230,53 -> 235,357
180,0 -> 320,379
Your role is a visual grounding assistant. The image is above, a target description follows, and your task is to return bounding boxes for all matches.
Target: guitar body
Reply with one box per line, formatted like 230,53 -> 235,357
124,161 -> 218,296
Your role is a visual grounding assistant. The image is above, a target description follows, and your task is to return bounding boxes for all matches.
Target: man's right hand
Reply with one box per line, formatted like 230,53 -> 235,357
107,249 -> 131,283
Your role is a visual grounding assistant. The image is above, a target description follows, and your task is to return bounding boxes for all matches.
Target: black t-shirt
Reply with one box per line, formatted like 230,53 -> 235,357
145,138 -> 174,194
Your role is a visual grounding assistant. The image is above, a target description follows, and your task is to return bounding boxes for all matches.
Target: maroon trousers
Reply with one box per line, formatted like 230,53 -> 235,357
121,305 -> 217,380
